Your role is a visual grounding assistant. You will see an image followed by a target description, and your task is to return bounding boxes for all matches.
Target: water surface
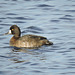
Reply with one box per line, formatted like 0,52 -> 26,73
0,0 -> 75,75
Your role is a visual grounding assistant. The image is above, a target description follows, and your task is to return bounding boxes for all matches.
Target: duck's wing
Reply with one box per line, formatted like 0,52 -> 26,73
28,34 -> 47,40
18,34 -> 53,47
19,34 -> 48,42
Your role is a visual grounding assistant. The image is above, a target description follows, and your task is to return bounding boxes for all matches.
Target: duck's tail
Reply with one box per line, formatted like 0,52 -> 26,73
41,39 -> 53,45
45,40 -> 53,45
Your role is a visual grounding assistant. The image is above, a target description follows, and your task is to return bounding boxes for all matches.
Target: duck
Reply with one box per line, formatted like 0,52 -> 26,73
5,25 -> 53,48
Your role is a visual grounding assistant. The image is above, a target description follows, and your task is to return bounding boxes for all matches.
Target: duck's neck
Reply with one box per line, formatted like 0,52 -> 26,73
10,36 -> 20,46
13,33 -> 21,39
14,35 -> 20,39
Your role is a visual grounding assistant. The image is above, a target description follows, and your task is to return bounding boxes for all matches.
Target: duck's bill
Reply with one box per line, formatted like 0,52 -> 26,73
4,30 -> 11,35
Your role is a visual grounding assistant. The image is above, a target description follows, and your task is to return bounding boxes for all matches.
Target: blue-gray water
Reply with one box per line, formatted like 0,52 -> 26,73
0,0 -> 75,75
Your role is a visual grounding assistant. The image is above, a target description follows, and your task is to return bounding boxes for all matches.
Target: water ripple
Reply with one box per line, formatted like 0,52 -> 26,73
12,21 -> 26,23
7,17 -> 34,20
26,26 -> 42,31
50,20 -> 60,22
65,10 -> 75,12
6,13 -> 17,15
0,18 -> 6,19
37,4 -> 54,7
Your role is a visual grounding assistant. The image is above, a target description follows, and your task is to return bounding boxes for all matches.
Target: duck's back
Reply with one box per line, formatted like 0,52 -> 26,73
10,34 -> 53,47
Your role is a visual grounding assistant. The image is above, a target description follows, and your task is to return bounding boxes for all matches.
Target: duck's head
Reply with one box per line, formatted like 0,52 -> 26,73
5,25 -> 21,38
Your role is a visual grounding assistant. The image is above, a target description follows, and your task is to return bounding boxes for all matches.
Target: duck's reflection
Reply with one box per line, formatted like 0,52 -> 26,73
12,46 -> 39,53
8,46 -> 43,63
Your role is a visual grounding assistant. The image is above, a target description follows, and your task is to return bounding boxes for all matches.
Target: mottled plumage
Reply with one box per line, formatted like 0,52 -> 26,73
5,25 -> 53,48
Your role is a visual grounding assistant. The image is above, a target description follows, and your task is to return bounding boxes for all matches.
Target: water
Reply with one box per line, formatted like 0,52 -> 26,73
0,0 -> 75,75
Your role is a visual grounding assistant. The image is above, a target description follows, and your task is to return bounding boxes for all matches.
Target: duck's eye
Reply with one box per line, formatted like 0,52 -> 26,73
12,29 -> 14,31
